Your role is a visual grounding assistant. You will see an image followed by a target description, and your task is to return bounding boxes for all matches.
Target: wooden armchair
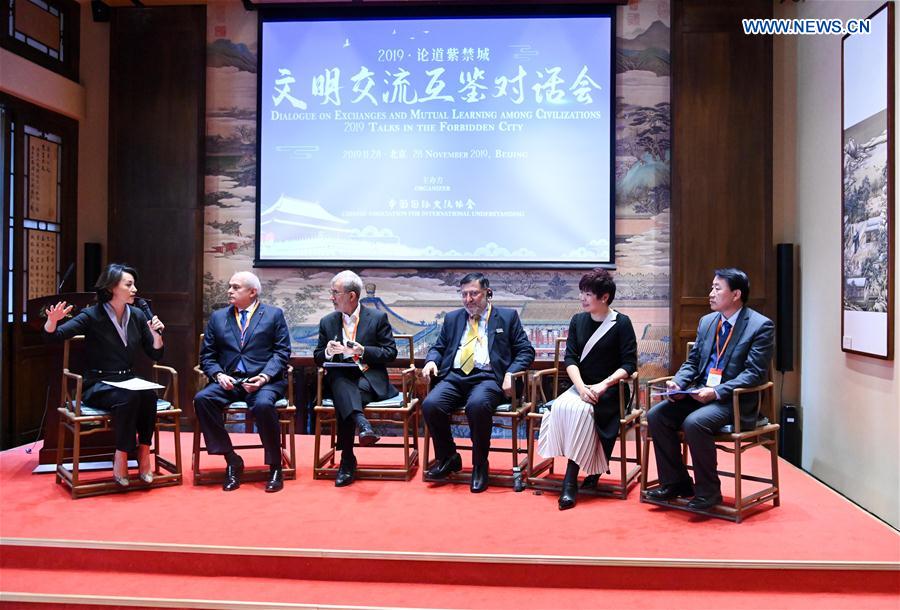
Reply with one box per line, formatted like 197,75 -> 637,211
313,334 -> 420,481
55,336 -> 183,499
526,337 -> 642,499
422,369 -> 532,488
191,333 -> 297,485
640,343 -> 780,522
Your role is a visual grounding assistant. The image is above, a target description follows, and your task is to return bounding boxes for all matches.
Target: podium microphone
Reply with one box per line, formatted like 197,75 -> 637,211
137,298 -> 163,335
57,263 -> 74,293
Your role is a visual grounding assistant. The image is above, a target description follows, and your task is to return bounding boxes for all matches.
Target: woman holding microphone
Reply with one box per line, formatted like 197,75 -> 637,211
44,263 -> 165,487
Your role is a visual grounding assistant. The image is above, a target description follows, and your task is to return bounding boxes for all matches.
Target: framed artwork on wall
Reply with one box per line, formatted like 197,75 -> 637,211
841,2 -> 894,359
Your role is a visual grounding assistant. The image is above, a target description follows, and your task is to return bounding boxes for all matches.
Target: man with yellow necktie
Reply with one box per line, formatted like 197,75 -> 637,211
421,273 -> 535,493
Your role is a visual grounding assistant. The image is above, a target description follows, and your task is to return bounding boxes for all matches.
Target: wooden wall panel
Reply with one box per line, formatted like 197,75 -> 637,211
670,0 -> 773,367
108,6 -> 205,418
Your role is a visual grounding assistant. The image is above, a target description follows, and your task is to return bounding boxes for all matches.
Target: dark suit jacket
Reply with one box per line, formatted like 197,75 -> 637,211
44,303 -> 163,400
200,302 -> 291,396
426,305 -> 535,386
673,307 -> 775,429
313,305 -> 398,401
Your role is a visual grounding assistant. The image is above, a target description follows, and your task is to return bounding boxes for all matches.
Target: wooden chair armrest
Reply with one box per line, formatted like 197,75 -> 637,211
733,381 -> 774,396
507,369 -> 530,409
285,364 -> 295,406
62,370 -> 83,416
152,364 -> 179,410
398,366 -> 416,403
646,375 -> 674,387
316,367 -> 326,405
731,381 -> 775,434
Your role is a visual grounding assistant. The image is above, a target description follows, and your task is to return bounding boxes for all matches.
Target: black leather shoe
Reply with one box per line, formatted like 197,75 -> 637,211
644,481 -> 694,501
687,493 -> 723,510
581,474 -> 600,489
222,456 -> 244,492
358,418 -> 380,447
425,452 -> 462,479
335,455 -> 357,487
558,482 -> 577,510
265,467 -> 283,493
470,460 -> 489,493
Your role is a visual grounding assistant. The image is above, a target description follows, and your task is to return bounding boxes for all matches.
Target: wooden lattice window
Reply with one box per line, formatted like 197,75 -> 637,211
1,0 -> 80,80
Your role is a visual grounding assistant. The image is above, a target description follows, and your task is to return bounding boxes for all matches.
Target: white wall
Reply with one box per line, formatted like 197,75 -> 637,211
774,0 -> 899,528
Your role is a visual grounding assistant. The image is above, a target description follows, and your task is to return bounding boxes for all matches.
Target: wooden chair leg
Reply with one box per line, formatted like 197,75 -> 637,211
56,418 -> 66,485
173,416 -> 183,476
71,424 -> 81,490
640,431 -> 650,492
192,425 -> 202,484
771,434 -> 781,507
734,440 -> 743,521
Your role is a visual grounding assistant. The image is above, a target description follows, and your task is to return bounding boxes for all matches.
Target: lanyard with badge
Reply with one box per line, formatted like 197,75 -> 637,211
706,317 -> 735,387
342,315 -> 368,371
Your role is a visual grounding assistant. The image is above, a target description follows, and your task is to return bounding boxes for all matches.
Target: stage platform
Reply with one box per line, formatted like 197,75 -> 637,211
1,433 -> 898,609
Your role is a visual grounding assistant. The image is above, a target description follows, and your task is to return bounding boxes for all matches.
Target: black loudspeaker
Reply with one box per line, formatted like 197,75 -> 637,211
779,404 -> 802,467
91,0 -> 110,22
84,242 -> 102,291
776,243 -> 794,372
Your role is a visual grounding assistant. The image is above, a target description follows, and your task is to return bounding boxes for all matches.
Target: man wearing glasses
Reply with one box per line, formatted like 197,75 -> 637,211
314,270 -> 399,487
421,272 -> 535,493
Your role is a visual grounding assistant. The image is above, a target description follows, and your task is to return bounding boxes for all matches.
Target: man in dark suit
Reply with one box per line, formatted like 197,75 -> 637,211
421,272 -> 535,493
314,270 -> 398,487
645,268 -> 775,510
195,271 -> 292,493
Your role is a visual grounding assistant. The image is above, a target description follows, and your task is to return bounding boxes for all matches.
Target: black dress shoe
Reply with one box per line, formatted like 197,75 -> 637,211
222,457 -> 244,492
687,493 -> 723,510
558,482 -> 578,510
581,474 -> 600,489
644,481 -> 694,501
358,418 -> 380,447
470,460 -> 489,493
425,453 -> 463,479
335,455 -> 357,487
265,467 -> 283,493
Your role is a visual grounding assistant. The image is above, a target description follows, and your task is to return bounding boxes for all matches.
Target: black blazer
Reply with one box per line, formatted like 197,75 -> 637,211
425,305 -> 535,386
200,303 -> 291,396
674,307 -> 774,429
44,303 -> 163,399
313,306 -> 398,401
563,311 -> 637,385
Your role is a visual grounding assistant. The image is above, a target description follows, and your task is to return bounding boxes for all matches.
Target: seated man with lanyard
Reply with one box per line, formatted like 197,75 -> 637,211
314,270 -> 399,487
645,268 -> 774,510
420,272 -> 535,493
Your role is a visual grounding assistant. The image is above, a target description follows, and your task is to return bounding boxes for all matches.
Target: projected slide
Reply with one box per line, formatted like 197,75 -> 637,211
259,14 -> 613,265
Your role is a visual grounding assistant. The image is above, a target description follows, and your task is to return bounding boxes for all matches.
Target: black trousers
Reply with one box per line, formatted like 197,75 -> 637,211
646,397 -> 732,497
83,384 -> 157,453
326,370 -> 377,454
421,369 -> 504,466
194,383 -> 283,466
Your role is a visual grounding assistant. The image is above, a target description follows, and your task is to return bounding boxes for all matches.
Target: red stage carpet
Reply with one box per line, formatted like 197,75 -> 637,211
1,433 -> 898,609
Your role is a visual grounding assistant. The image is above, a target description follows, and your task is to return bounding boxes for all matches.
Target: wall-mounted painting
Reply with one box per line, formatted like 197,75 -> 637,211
841,2 -> 894,359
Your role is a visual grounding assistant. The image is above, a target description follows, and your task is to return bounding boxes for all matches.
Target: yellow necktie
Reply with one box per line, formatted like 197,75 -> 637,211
459,315 -> 480,375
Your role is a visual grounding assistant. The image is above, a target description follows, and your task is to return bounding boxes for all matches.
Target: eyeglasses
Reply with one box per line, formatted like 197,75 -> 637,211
460,290 -> 485,299
330,289 -> 349,297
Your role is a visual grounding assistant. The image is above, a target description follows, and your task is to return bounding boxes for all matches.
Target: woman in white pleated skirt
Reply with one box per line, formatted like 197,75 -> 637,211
538,268 -> 637,510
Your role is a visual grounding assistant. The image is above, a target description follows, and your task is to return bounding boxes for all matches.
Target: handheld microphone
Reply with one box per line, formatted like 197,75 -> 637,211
137,298 -> 163,335
57,263 -> 74,293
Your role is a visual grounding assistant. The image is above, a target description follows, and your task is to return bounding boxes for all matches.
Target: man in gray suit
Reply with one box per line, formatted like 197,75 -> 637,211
645,268 -> 774,510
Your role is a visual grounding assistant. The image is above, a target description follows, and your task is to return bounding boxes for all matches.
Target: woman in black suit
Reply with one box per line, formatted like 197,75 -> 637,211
44,263 -> 165,487
537,268 -> 637,510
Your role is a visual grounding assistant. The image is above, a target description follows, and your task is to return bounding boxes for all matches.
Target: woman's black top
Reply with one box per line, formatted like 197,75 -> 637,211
563,311 -> 638,386
44,304 -> 163,393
